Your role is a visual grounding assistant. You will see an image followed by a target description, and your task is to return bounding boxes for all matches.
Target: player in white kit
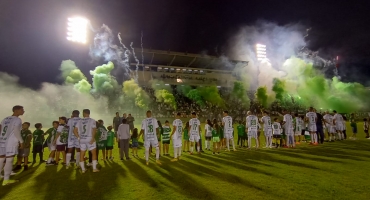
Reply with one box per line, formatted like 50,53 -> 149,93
323,111 -> 336,141
0,105 -> 25,186
333,110 -> 344,140
73,109 -> 99,173
189,112 -> 202,154
170,113 -> 183,162
306,107 -> 318,145
260,111 -> 273,148
282,110 -> 295,148
222,111 -> 236,151
138,110 -> 161,165
246,111 -> 259,149
66,110 -> 81,169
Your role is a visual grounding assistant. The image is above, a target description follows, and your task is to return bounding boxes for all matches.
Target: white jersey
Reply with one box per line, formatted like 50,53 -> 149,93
306,112 -> 317,125
189,118 -> 201,135
76,117 -> 96,143
205,124 -> 213,137
222,116 -> 233,133
141,118 -> 159,141
272,122 -> 282,135
98,126 -> 108,141
246,115 -> 259,131
0,116 -> 22,147
323,114 -> 334,126
333,114 -> 344,125
294,117 -> 302,132
261,116 -> 272,130
283,114 -> 294,130
172,119 -> 183,140
67,117 -> 81,138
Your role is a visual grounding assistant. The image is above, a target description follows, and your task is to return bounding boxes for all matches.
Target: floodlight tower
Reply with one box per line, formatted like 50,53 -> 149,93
256,44 -> 267,61
66,17 -> 88,43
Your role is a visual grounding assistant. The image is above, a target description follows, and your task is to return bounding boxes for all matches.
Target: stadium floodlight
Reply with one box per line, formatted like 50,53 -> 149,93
256,44 -> 267,61
66,17 -> 88,43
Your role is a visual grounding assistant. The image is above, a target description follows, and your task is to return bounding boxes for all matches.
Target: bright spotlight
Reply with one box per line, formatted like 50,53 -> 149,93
66,17 -> 88,43
256,43 -> 267,61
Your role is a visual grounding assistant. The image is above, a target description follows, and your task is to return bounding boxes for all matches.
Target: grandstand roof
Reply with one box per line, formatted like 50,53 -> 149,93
131,48 -> 248,70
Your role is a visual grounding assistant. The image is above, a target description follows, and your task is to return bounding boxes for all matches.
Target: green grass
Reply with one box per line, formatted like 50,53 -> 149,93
1,121 -> 369,200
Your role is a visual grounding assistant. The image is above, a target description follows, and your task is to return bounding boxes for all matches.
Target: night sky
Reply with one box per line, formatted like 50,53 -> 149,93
1,0 -> 369,88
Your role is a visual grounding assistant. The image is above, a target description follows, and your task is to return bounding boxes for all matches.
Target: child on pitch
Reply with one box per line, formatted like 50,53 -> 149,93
54,117 -> 68,165
33,123 -> 45,163
237,120 -> 245,148
170,113 -> 183,161
204,119 -> 213,151
97,120 -> 108,161
131,128 -> 139,157
212,122 -> 221,154
364,118 -> 369,139
272,118 -> 282,148
183,122 -> 190,152
14,122 -> 32,171
349,113 -> 357,140
162,120 -> 171,156
45,121 -> 59,165
294,113 -> 302,144
342,116 -> 347,140
219,121 -> 224,150
105,126 -> 115,160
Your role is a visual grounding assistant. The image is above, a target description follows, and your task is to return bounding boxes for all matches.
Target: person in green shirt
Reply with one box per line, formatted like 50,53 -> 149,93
237,121 -> 245,148
212,123 -> 221,155
45,121 -> 59,165
106,126 -> 115,160
349,113 -> 358,140
96,120 -> 108,161
32,123 -> 45,163
183,122 -> 190,152
162,120 -> 171,156
14,122 -> 32,171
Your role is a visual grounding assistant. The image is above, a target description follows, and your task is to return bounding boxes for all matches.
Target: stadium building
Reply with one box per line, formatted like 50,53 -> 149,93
129,49 -> 249,88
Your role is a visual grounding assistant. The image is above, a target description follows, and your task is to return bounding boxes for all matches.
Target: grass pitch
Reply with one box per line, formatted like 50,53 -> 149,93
0,122 -> 369,200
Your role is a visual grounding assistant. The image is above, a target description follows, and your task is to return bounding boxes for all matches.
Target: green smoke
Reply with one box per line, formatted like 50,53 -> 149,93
198,86 -> 224,107
155,89 -> 177,109
177,85 -> 192,96
150,80 -> 177,109
255,86 -> 268,108
272,78 -> 286,101
60,60 -> 92,93
60,60 -> 87,84
90,62 -> 119,95
122,79 -> 150,109
186,89 -> 205,107
231,81 -> 250,108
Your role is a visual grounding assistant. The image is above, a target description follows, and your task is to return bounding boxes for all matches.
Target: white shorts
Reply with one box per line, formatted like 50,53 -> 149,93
335,124 -> 344,131
67,138 -> 80,149
48,143 -> 56,151
285,129 -> 294,136
80,142 -> 96,151
144,139 -> 159,148
308,124 -> 317,132
0,146 -> 18,157
173,139 -> 182,148
248,130 -> 258,138
224,132 -> 233,139
327,125 -> 336,134
294,131 -> 301,136
264,128 -> 272,137
189,134 -> 200,142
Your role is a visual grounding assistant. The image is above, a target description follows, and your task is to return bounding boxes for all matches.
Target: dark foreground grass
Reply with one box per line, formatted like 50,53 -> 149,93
0,122 -> 369,200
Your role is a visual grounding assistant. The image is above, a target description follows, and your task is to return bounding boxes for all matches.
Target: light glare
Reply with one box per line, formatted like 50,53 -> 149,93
66,17 -> 88,44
